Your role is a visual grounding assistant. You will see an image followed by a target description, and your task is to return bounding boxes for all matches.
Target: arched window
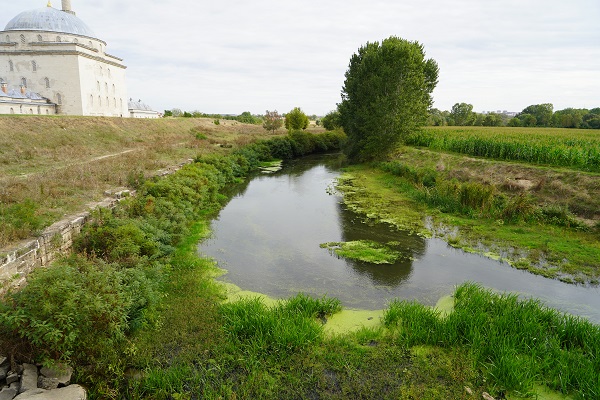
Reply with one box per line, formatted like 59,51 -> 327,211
104,82 -> 108,92
106,96 -> 109,107
9,61 -> 13,72
37,35 -> 43,42
90,94 -> 93,106
44,77 -> 50,88
113,98 -> 116,108
56,36 -> 61,42
88,41 -> 93,48
46,109 -> 50,115
20,34 -> 25,44
31,61 -> 37,72
98,96 -> 101,106
112,84 -> 115,94
108,69 -> 112,78
120,98 -> 123,109
56,93 -> 62,105
37,106 -> 41,115
21,77 -> 27,87
29,108 -> 33,114
73,38 -> 78,44
97,81 -> 100,91
9,108 -> 14,114
5,35 -> 10,43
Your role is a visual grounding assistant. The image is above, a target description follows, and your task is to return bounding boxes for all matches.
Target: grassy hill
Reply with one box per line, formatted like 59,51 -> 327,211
0,115 -> 279,248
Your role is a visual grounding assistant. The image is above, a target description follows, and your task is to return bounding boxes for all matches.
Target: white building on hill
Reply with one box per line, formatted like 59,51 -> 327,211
0,1 -> 158,117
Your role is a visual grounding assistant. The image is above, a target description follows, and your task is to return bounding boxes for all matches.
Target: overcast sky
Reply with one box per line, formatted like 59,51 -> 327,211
4,0 -> 600,115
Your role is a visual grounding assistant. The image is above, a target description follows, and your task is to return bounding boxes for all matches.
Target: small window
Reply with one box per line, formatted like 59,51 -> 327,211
97,81 -> 100,91
57,93 -> 62,105
32,61 -> 37,72
46,109 -> 50,114
37,106 -> 41,115
112,84 -> 115,94
37,35 -> 43,42
73,38 -> 78,44
108,68 -> 111,78
56,36 -> 61,42
90,94 -> 93,106
21,77 -> 27,87
105,82 -> 108,92
9,108 -> 14,114
9,61 -> 13,72
106,96 -> 109,106
88,41 -> 92,47
98,96 -> 101,106
44,77 -> 50,88
113,97 -> 117,108
29,109 -> 33,114
5,35 -> 10,43
20,34 -> 26,44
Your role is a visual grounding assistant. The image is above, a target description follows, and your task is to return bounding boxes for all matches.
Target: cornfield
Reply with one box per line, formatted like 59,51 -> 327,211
406,126 -> 600,172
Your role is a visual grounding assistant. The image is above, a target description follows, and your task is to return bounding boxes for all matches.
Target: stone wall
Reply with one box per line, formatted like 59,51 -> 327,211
0,193 -> 128,295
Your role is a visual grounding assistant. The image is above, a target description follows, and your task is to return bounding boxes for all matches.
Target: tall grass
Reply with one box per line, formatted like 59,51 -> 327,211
383,283 -> 600,398
406,126 -> 600,172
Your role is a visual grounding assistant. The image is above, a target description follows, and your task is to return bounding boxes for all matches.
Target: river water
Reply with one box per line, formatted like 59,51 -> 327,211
199,154 -> 600,323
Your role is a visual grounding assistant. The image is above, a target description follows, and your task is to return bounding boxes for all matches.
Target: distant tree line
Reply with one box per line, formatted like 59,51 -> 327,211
163,109 -> 264,125
428,103 -> 600,129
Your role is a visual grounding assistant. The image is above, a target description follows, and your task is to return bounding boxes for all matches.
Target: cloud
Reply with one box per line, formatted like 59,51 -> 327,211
4,0 -> 600,114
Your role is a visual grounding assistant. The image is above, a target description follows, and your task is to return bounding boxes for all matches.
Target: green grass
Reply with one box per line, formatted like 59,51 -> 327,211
383,283 -> 600,398
408,126 -> 600,172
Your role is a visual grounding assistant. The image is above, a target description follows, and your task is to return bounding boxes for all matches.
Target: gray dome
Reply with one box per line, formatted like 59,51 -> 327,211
4,6 -> 96,38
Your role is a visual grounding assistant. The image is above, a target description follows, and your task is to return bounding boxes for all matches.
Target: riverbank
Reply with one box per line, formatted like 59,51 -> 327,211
336,145 -> 600,284
0,128 -> 598,399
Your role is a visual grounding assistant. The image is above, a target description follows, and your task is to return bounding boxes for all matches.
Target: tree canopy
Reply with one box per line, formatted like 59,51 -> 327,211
263,110 -> 283,134
339,36 -> 439,161
285,107 -> 310,131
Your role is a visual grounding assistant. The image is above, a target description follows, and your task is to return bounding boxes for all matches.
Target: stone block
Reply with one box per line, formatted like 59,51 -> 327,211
0,386 -> 19,400
13,385 -> 86,400
19,364 -> 37,394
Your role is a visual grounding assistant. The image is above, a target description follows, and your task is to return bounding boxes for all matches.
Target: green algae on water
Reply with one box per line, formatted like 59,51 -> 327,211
320,240 -> 403,264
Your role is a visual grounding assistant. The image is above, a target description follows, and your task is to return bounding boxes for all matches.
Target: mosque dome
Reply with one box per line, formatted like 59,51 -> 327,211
4,6 -> 96,38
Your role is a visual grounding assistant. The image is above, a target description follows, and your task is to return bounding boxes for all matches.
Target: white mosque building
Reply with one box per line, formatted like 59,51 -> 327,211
0,1 -> 159,118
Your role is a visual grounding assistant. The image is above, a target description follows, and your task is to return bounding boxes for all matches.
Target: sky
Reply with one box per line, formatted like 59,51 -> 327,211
4,0 -> 600,115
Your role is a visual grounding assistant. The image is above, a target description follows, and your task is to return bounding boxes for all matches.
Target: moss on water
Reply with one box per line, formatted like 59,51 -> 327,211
320,240 -> 403,264
324,309 -> 384,335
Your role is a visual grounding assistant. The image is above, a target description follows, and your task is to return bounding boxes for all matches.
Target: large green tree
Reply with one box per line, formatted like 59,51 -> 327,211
339,36 -> 439,161
519,104 -> 554,127
450,103 -> 475,126
285,107 -> 310,131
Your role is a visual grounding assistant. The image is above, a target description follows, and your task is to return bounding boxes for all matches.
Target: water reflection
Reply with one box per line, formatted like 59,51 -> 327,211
199,154 -> 600,322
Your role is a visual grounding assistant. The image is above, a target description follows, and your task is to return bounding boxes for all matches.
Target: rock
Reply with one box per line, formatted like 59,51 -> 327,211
39,364 -> 73,389
0,364 -> 9,381
0,386 -> 19,400
6,373 -> 19,385
19,364 -> 38,394
0,357 -> 7,367
482,393 -> 495,400
13,385 -> 86,400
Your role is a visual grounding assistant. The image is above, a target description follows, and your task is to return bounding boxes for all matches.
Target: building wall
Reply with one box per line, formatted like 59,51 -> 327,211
0,30 -> 128,116
0,99 -> 55,115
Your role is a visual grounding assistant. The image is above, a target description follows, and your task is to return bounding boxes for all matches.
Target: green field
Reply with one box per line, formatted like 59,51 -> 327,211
407,126 -> 600,171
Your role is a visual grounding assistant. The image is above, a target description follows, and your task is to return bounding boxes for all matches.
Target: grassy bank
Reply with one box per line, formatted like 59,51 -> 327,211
0,125 -> 598,399
0,116 -> 312,249
335,143 -> 600,283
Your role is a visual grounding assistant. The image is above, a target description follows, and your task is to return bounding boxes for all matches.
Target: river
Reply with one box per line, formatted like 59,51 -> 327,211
199,154 -> 600,323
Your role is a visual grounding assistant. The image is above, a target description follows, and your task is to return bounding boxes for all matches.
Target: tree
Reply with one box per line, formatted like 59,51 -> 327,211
483,113 -> 503,127
519,104 -> 553,127
284,107 -> 309,131
263,110 -> 283,134
450,103 -> 474,126
321,110 -> 342,131
339,36 -> 439,161
238,111 -> 259,124
171,108 -> 183,117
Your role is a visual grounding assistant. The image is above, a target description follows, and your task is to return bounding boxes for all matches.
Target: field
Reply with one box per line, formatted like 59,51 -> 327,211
0,116 -> 282,248
408,126 -> 600,172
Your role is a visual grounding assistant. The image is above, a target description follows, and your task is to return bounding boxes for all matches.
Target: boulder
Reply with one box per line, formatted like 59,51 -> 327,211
0,386 -> 19,400
39,364 -> 73,389
13,385 -> 86,400
19,364 -> 38,394
6,372 -> 19,385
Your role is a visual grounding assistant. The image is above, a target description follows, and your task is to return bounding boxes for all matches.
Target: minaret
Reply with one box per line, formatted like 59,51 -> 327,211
61,0 -> 76,16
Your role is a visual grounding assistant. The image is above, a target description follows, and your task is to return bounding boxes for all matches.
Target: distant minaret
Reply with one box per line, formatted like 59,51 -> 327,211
62,0 -> 76,15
